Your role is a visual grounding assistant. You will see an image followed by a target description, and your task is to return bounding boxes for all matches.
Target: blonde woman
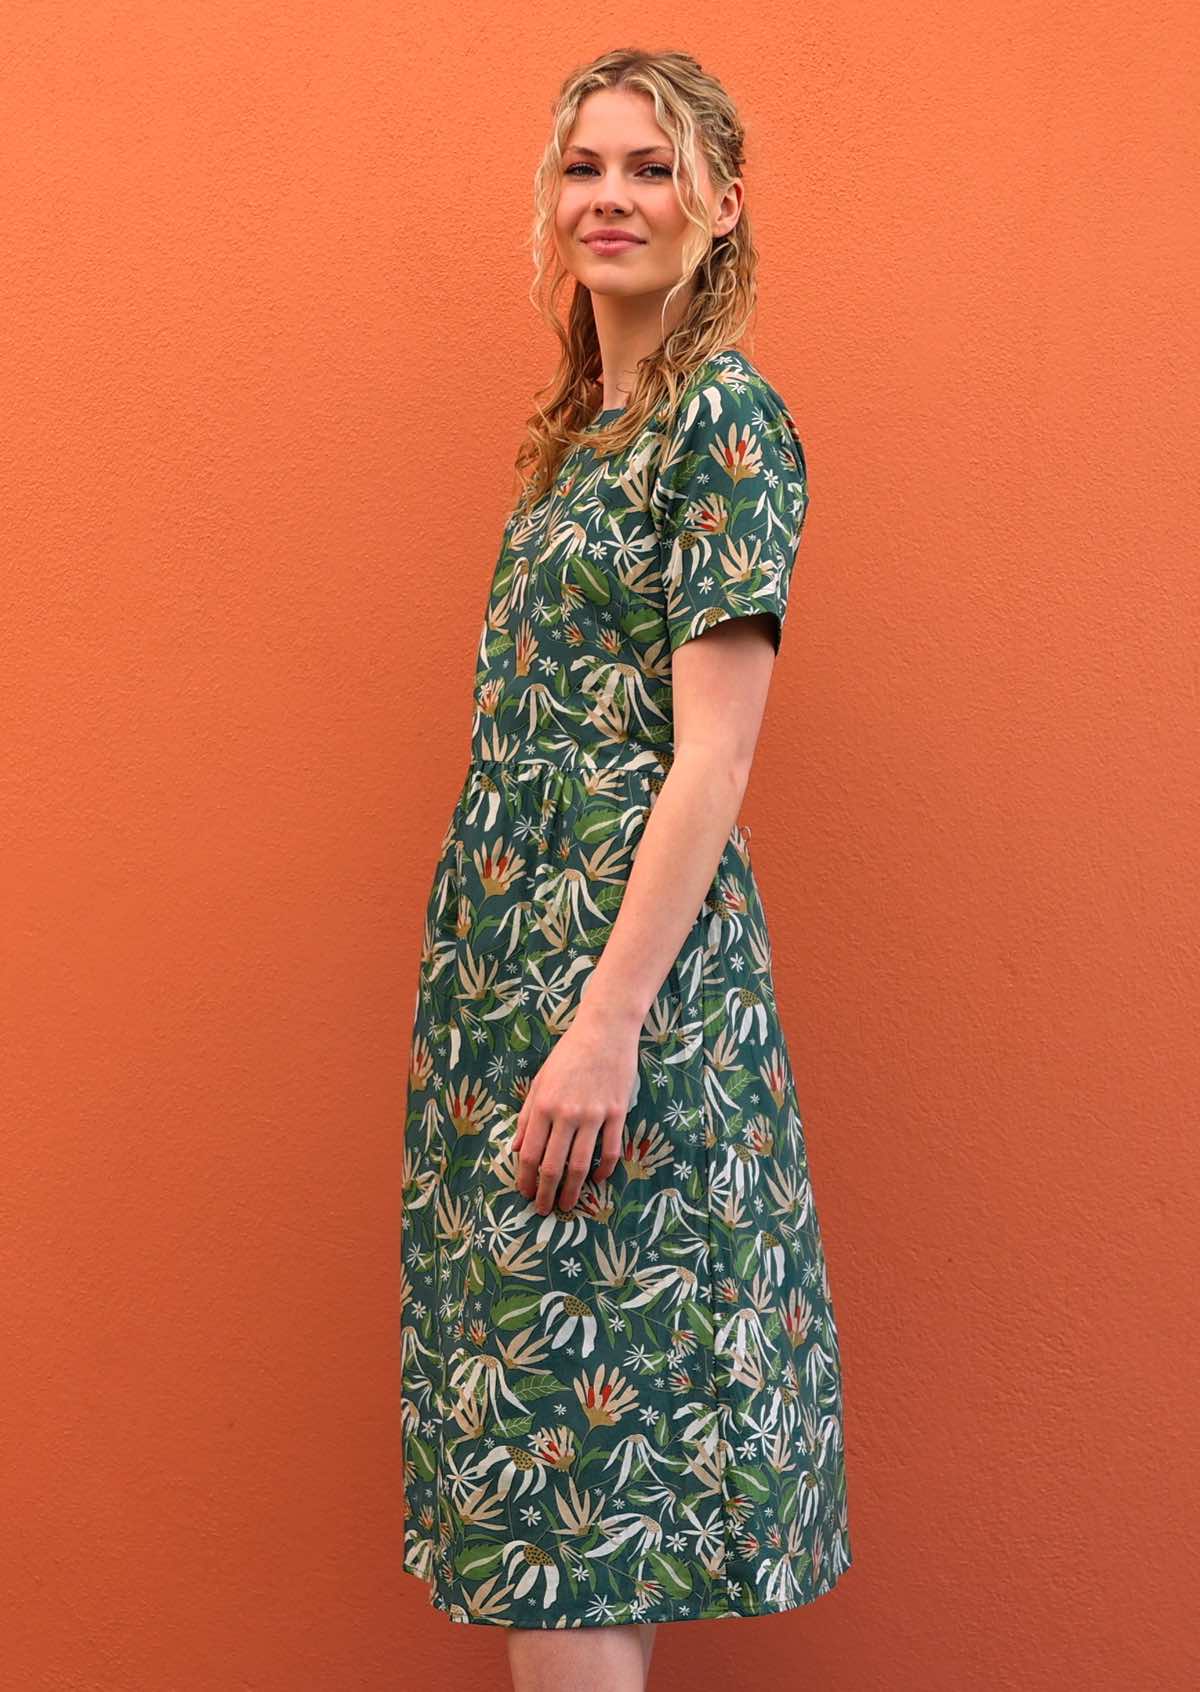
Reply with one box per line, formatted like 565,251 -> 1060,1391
400,47 -> 853,1689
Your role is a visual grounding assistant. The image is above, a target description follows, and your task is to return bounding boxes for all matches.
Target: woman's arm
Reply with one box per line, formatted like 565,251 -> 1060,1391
582,612 -> 777,1026
513,613 -> 779,1214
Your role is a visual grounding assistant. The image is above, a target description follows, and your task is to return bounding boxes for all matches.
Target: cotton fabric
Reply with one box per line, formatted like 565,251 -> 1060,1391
400,348 -> 853,1627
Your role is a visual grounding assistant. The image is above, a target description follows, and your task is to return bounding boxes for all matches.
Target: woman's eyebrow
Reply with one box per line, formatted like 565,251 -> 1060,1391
564,144 -> 674,159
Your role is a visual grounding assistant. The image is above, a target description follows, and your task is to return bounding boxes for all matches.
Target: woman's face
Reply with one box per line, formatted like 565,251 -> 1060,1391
554,86 -> 740,299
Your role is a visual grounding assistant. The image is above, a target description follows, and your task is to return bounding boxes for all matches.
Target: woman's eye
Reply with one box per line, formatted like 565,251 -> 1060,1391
564,163 -> 672,178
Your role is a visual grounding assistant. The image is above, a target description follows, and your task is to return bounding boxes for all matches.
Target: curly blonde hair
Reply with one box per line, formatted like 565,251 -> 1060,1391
512,48 -> 762,515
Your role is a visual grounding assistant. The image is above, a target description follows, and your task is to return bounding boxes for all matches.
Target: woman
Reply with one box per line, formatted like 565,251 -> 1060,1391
400,47 -> 853,1688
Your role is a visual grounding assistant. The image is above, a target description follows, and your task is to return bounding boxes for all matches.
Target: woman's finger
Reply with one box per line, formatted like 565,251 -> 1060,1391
554,1119 -> 608,1213
515,1115 -> 549,1201
594,1117 -> 625,1183
532,1121 -> 578,1215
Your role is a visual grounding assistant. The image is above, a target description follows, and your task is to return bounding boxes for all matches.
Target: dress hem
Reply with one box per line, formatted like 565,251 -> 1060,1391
401,1549 -> 852,1628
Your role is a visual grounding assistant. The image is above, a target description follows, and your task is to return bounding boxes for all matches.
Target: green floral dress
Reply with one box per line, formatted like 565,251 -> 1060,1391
400,347 -> 853,1628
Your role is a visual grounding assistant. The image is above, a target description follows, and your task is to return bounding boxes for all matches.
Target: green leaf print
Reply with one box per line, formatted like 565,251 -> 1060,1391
456,1540 -> 506,1579
724,1067 -> 756,1099
683,1298 -> 714,1346
621,602 -> 662,644
576,806 -> 623,845
646,1549 -> 693,1598
406,1434 -> 436,1481
492,1290 -> 542,1328
565,553 -> 611,606
726,1464 -> 772,1503
512,1374 -> 562,1403
490,557 -> 518,598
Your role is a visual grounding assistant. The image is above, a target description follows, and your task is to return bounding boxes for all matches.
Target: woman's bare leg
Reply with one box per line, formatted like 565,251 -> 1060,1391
639,1622 -> 659,1679
505,1621 -> 657,1692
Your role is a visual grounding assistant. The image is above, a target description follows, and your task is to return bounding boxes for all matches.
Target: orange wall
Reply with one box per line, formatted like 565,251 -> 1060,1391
2,5 -> 1195,1689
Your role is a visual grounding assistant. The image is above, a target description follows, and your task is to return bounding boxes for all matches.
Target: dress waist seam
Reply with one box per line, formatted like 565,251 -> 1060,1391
465,745 -> 675,777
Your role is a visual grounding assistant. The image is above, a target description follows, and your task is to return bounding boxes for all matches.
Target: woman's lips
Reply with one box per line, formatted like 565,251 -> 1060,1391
584,237 -> 643,254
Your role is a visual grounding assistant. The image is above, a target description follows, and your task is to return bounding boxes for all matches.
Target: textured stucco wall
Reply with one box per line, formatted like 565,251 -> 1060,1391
1,3 -> 1195,1689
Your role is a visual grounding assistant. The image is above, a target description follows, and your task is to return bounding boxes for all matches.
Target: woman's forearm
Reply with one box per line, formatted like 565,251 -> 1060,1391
574,746 -> 751,1036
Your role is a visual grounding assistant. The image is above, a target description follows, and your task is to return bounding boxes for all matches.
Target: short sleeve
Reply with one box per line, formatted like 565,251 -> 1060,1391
652,367 -> 810,655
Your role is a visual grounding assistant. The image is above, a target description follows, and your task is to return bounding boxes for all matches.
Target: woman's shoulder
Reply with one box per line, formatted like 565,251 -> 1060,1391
671,346 -> 796,428
653,346 -> 808,499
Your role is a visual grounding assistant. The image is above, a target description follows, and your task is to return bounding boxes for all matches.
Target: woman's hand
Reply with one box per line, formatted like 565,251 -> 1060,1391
512,1004 -> 639,1215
